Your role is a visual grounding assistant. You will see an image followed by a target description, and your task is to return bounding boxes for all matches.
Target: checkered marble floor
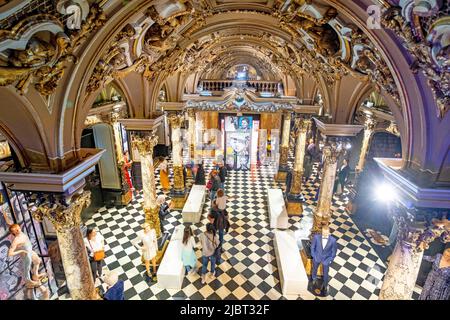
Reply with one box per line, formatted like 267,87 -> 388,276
56,157 -> 422,300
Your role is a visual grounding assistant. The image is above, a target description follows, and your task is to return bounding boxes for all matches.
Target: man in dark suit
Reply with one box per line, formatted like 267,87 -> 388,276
334,159 -> 350,195
311,223 -> 338,295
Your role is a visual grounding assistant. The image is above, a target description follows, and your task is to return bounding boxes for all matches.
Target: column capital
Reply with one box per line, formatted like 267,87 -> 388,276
31,191 -> 91,232
394,207 -> 449,252
363,116 -> 377,131
110,112 -> 120,124
168,113 -> 184,128
186,108 -> 196,118
283,110 -> 292,120
295,117 -> 312,134
132,133 -> 158,156
386,121 -> 400,136
322,144 -> 342,165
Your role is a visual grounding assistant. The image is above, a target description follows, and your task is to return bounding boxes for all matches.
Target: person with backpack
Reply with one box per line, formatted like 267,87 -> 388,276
199,223 -> 219,284
218,161 -> 227,189
213,203 -> 229,255
209,170 -> 221,203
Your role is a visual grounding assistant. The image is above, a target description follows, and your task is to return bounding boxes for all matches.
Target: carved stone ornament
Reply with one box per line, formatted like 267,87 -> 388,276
132,133 -> 159,156
322,143 -> 342,166
381,2 -> 449,118
31,190 -> 91,232
168,113 -> 184,128
0,2 -> 106,100
295,117 -> 312,134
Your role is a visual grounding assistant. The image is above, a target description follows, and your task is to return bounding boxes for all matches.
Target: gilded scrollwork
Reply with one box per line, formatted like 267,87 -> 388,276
31,191 -> 91,232
0,3 -> 106,100
132,133 -> 159,157
381,2 -> 449,117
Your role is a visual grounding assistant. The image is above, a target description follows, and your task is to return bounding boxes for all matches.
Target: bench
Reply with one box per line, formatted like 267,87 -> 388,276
267,188 -> 289,229
273,230 -> 312,298
156,225 -> 185,290
182,185 -> 207,223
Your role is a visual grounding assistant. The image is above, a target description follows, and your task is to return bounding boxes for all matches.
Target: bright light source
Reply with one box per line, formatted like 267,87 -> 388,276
345,142 -> 352,150
375,183 -> 397,202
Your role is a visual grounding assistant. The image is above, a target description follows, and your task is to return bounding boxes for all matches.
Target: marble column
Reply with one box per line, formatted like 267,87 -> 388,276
311,144 -> 341,234
276,111 -> 292,182
111,113 -> 124,164
187,108 -> 196,162
186,108 -> 196,178
379,213 -> 449,300
132,133 -> 161,236
286,118 -> 311,216
111,114 -> 132,205
32,191 -> 97,300
356,117 -> 376,172
169,114 -> 187,209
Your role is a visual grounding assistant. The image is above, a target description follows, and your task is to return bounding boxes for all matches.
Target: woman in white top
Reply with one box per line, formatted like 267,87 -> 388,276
181,226 -> 197,275
214,189 -> 227,211
133,223 -> 158,281
84,228 -> 105,282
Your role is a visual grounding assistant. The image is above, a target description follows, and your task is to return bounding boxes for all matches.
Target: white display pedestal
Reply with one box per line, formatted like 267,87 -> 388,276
157,225 -> 185,290
182,185 -> 206,223
267,188 -> 289,229
273,230 -> 312,298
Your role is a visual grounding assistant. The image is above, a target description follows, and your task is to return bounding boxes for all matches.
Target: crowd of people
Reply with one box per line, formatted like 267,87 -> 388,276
82,159 -> 231,298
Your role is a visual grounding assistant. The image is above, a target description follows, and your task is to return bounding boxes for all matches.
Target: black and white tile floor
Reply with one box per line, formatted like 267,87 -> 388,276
56,158 -> 421,300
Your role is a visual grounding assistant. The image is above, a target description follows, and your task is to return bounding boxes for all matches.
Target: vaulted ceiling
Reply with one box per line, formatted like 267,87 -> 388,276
0,0 -> 448,184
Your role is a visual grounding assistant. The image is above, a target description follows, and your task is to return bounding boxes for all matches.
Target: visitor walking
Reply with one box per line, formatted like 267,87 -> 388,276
212,192 -> 230,251
218,161 -> 227,189
209,170 -> 221,202
199,223 -> 219,284
84,228 -> 105,284
194,162 -> 206,185
181,226 -> 197,275
132,223 -> 158,282
157,195 -> 172,234
159,157 -> 170,192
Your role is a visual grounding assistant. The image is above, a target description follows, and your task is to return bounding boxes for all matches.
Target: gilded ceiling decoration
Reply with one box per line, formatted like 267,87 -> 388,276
0,0 -> 447,118
381,0 -> 449,118
0,0 -> 106,108
185,87 -> 294,112
84,0 -> 405,107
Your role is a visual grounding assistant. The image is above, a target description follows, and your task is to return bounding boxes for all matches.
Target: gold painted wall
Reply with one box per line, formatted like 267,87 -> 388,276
260,113 -> 282,133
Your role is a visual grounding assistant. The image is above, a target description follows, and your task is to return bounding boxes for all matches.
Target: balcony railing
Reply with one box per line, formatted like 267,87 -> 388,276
198,80 -> 283,94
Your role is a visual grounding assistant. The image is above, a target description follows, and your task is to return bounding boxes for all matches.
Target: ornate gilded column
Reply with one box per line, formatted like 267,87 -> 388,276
356,116 -> 376,172
111,113 -> 132,205
32,191 -> 97,300
286,118 -> 311,216
379,210 -> 449,300
132,133 -> 161,236
187,108 -> 196,162
169,113 -> 187,209
311,144 -> 341,234
276,111 -> 292,182
186,108 -> 196,178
